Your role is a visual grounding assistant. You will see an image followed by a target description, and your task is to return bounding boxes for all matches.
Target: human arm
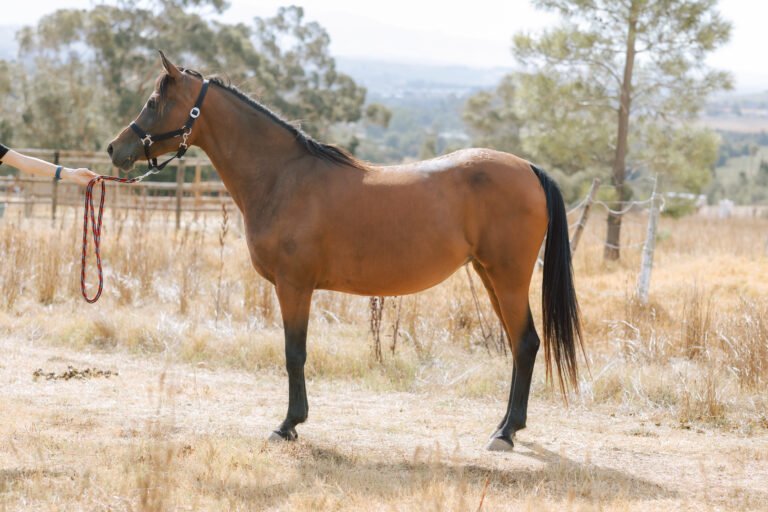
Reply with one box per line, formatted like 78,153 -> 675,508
0,144 -> 99,187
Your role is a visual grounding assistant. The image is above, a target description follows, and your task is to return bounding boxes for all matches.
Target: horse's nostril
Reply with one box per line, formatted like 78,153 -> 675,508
107,144 -> 114,157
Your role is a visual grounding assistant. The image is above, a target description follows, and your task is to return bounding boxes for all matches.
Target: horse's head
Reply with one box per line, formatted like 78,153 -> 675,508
107,52 -> 208,171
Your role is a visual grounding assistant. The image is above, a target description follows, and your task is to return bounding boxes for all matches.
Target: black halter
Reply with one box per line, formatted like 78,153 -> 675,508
129,79 -> 210,171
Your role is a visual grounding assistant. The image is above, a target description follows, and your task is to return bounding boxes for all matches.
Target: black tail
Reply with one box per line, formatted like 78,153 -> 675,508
530,164 -> 583,395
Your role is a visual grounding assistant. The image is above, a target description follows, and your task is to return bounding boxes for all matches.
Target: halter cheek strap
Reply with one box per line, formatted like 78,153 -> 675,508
130,79 -> 209,172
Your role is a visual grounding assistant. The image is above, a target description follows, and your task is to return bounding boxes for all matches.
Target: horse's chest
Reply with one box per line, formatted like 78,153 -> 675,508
244,231 -> 279,283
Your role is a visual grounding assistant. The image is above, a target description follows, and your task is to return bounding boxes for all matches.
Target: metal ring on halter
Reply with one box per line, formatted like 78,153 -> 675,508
130,79 -> 209,171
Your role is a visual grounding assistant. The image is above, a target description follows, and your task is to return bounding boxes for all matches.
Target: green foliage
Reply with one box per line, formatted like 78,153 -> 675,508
2,1 -> 370,152
710,137 -> 768,205
716,131 -> 768,166
462,75 -> 521,154
0,60 -> 17,144
252,6 -> 366,138
662,197 -> 699,219
758,160 -> 768,187
353,93 -> 469,164
515,71 -> 614,175
464,0 -> 732,202
16,57 -> 109,151
419,133 -> 438,160
642,125 -> 720,194
364,104 -> 392,128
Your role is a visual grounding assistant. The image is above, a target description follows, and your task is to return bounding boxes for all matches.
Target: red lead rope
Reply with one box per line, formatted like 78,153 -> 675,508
81,175 -> 143,303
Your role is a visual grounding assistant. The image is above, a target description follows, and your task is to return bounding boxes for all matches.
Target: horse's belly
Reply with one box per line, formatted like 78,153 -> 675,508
318,236 -> 470,296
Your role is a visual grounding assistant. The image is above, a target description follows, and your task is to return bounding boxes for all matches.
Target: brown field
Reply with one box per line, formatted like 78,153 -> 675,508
698,115 -> 768,133
0,202 -> 767,511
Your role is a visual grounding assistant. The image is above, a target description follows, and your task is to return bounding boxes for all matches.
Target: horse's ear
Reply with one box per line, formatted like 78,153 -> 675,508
158,50 -> 182,79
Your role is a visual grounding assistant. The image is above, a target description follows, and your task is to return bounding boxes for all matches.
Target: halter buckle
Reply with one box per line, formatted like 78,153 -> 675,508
141,135 -> 153,147
190,107 -> 200,119
180,130 -> 191,149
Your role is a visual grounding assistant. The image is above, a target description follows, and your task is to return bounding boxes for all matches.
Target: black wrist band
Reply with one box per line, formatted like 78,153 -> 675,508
54,165 -> 63,182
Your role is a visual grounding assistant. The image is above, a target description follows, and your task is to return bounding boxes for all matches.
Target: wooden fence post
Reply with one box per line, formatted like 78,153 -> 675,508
570,178 -> 600,255
175,159 -> 185,230
194,165 -> 202,208
51,150 -> 60,225
636,175 -> 661,304
112,166 -> 120,211
23,170 -> 32,219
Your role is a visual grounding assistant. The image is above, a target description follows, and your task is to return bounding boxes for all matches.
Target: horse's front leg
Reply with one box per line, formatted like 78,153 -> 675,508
269,281 -> 313,441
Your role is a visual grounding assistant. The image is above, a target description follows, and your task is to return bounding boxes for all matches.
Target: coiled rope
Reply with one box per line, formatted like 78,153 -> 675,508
81,170 -> 159,303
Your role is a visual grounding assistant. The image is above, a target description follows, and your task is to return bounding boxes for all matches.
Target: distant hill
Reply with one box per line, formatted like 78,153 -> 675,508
0,29 -> 506,98
701,90 -> 768,133
335,57 -> 510,98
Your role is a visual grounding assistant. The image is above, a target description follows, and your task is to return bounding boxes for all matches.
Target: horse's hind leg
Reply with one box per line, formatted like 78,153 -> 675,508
473,262 -> 540,452
471,261 -> 517,429
488,308 -> 540,451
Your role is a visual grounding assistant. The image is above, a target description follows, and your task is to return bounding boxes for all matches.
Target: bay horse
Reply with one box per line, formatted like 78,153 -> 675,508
107,52 -> 583,451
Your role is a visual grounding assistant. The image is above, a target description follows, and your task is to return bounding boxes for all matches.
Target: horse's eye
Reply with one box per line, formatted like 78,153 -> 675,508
147,98 -> 157,110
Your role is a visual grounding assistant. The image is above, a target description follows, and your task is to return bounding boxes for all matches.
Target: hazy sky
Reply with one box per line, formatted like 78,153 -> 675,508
5,0 -> 767,91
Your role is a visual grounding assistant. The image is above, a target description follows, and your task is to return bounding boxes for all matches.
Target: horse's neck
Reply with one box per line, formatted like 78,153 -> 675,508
194,88 -> 306,210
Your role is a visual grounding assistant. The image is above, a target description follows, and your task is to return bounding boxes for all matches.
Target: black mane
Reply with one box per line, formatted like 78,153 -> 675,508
158,68 -> 367,170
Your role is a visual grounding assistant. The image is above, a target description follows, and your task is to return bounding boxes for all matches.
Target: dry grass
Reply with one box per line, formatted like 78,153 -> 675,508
0,203 -> 767,510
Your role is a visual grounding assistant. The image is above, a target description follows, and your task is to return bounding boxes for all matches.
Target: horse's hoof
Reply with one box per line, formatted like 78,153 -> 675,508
486,435 -> 514,452
268,428 -> 298,442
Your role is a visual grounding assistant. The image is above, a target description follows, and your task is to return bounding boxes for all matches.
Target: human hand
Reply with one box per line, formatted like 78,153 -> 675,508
63,168 -> 100,187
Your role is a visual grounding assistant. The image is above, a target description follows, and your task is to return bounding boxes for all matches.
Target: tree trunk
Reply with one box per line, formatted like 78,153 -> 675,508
604,2 -> 639,261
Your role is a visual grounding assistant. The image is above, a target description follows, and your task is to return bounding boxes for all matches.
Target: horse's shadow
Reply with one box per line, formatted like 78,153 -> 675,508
239,438 -> 675,508
0,440 -> 675,507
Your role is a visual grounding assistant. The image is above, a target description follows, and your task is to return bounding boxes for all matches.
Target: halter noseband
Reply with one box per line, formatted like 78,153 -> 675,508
129,78 -> 210,171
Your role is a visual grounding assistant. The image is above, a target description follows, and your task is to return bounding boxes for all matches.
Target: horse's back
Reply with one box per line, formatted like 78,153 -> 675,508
374,147 -> 547,247
377,148 -> 546,211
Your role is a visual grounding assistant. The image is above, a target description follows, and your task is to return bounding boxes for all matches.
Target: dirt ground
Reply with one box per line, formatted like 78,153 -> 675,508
1,334 -> 766,511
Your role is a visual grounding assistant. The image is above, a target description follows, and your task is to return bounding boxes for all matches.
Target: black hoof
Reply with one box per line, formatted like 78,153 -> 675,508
486,433 -> 515,452
485,429 -> 515,452
268,427 -> 298,442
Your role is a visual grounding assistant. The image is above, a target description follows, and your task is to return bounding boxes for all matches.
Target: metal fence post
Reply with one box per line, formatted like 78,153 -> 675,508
636,175 -> 661,304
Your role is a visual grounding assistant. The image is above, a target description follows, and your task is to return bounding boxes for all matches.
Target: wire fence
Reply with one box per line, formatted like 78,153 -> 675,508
564,178 -> 663,253
560,176 -> 663,303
